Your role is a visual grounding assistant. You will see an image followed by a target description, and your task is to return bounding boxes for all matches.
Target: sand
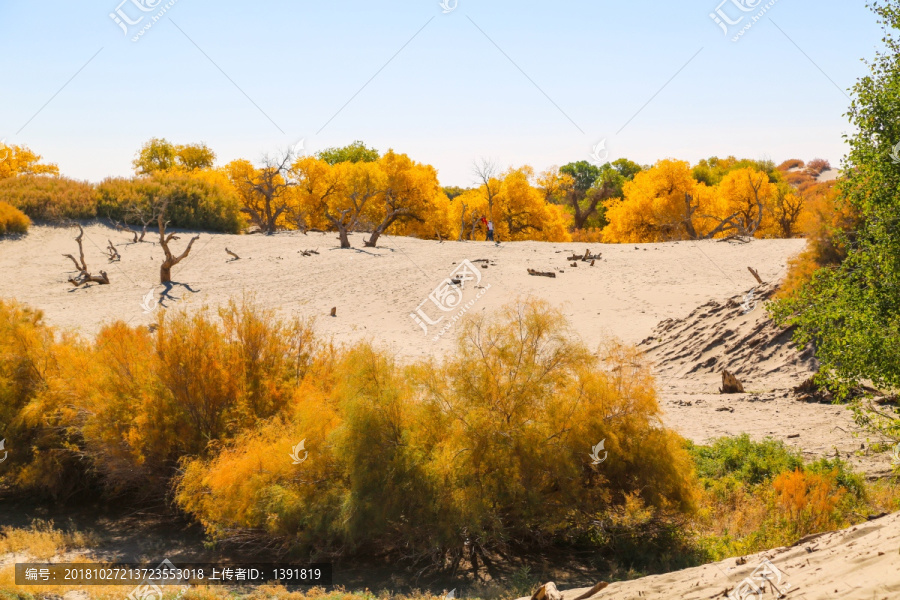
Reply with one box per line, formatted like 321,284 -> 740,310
2,223 -> 803,356
517,512 -> 900,599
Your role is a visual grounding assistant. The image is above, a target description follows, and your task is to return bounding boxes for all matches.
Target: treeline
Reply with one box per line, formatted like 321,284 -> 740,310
0,138 -> 834,245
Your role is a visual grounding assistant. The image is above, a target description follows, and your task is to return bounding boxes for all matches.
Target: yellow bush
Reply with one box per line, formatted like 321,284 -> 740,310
570,228 -> 605,243
0,175 -> 96,221
0,201 -> 30,235
0,519 -> 95,560
176,299 -> 696,558
772,468 -> 847,537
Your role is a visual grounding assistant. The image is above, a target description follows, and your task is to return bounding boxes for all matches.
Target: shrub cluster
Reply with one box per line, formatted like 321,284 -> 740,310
0,297 -> 695,563
688,435 -> 888,559
0,172 -> 243,233
0,201 -> 30,235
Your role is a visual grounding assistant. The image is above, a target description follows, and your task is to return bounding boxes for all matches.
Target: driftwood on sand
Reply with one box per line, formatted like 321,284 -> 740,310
63,225 -> 110,287
528,268 -> 556,278
530,582 -> 609,600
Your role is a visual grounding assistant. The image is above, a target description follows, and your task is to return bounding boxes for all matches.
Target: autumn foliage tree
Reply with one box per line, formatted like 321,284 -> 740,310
365,151 -> 443,247
0,143 -> 59,181
133,138 -> 216,174
227,152 -> 297,234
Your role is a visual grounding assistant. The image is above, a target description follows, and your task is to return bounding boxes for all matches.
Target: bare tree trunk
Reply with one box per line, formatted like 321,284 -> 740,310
365,211 -> 403,247
337,227 -> 351,249
158,213 -> 200,284
458,202 -> 468,241
683,193 -> 699,239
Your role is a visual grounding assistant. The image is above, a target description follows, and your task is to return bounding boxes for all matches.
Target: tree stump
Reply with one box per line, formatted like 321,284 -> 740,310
720,370 -> 745,394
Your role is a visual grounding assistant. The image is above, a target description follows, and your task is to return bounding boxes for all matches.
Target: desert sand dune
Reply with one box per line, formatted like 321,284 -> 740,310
518,512 -> 900,600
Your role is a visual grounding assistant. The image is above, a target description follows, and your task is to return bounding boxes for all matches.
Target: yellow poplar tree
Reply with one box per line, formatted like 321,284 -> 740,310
364,150 -> 443,247
710,167 -> 778,238
0,144 -> 59,180
602,159 -> 701,242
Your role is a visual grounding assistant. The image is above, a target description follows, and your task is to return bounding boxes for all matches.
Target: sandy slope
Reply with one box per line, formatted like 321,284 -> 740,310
516,512 -> 900,600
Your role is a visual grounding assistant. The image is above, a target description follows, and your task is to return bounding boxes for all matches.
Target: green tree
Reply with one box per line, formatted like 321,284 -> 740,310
316,140 -> 380,165
771,1 -> 900,401
560,160 -> 642,229
134,139 -> 216,174
560,160 -> 602,229
134,138 -> 177,174
175,143 -> 216,171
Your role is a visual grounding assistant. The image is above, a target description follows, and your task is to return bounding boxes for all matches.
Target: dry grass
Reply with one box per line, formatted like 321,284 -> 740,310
0,201 -> 29,235
0,519 -> 96,560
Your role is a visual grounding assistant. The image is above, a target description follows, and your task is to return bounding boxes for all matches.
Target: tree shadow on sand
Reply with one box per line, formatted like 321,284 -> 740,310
159,281 -> 200,308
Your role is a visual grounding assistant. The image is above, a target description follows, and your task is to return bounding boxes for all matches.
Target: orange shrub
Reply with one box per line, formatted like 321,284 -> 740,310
0,201 -> 29,235
772,469 -> 847,537
571,228 -> 605,243
176,300 -> 697,558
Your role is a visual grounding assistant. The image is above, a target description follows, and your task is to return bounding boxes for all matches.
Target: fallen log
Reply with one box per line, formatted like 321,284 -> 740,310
748,266 -> 764,284
527,268 -> 556,278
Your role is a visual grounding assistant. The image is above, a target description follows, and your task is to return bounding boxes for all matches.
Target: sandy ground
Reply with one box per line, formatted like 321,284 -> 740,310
2,223 -> 802,356
517,512 -> 900,600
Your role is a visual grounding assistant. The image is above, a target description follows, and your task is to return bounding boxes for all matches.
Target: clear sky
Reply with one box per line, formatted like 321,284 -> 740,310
0,0 -> 884,186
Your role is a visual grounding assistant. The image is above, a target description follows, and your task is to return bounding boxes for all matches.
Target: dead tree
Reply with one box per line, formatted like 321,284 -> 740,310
474,158 -> 501,217
112,215 -> 152,243
63,225 -> 109,286
157,204 -> 200,284
112,218 -> 139,243
236,151 -> 297,234
748,266 -> 763,284
106,240 -> 121,262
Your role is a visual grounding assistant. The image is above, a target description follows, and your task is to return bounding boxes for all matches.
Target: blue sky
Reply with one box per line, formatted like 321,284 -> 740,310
0,1 -> 883,186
